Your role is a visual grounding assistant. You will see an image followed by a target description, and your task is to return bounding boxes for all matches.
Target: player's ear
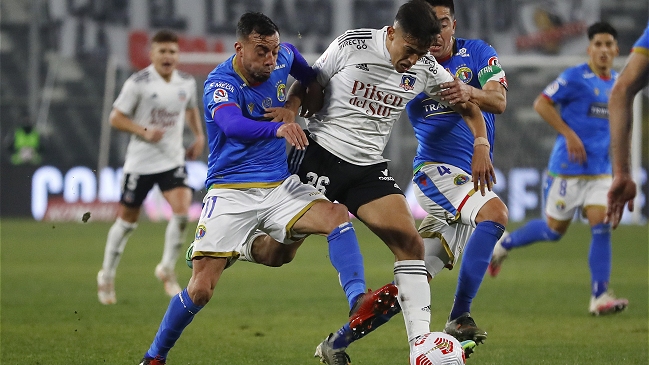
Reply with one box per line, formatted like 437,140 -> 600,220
387,26 -> 395,41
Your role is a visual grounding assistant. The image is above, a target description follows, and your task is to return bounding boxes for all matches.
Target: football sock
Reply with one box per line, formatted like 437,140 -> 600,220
331,323 -> 354,349
394,260 -> 430,342
327,222 -> 366,309
101,218 -> 137,277
589,223 -> 612,298
500,219 -> 561,251
145,288 -> 203,360
450,221 -> 504,320
160,214 -> 189,269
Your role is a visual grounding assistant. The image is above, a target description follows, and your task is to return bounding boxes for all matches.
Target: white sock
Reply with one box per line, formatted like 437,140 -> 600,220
101,218 -> 137,278
394,260 -> 431,343
160,214 -> 189,269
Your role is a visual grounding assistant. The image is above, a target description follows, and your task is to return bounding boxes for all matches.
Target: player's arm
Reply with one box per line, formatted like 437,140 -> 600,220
109,108 -> 164,143
436,78 -> 506,114
450,100 -> 496,195
533,94 -> 586,164
184,106 -> 205,160
606,51 -> 648,227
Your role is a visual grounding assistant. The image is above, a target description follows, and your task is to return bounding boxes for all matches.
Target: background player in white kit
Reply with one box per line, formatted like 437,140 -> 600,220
244,1 -> 495,363
97,30 -> 205,305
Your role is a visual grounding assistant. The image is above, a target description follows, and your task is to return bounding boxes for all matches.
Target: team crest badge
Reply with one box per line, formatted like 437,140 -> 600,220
262,97 -> 273,109
455,66 -> 473,83
399,74 -> 416,91
195,224 -> 207,240
277,83 -> 287,102
454,174 -> 470,186
555,200 -> 566,211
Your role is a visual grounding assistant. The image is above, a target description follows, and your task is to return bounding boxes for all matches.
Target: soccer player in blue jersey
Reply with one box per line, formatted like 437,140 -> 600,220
138,13 -> 380,365
404,0 -> 509,343
607,21 -> 649,228
489,22 -> 629,316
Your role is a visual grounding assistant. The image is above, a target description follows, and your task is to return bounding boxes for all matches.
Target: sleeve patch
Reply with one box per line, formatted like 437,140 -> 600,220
213,88 -> 229,103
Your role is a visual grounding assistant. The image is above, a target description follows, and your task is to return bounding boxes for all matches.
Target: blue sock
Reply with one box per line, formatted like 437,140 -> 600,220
327,222 -> 366,309
450,221 -> 505,320
589,223 -> 612,298
145,288 -> 203,360
501,219 -> 562,250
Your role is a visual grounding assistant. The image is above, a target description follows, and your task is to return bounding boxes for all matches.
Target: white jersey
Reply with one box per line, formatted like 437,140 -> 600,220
308,27 -> 454,165
113,64 -> 198,174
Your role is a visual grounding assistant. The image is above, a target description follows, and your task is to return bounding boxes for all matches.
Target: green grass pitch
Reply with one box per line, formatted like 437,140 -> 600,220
1,219 -> 647,364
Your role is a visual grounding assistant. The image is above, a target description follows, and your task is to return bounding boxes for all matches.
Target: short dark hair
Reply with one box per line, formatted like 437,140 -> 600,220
587,22 -> 617,40
395,0 -> 441,47
423,0 -> 455,17
236,12 -> 280,40
151,29 -> 178,44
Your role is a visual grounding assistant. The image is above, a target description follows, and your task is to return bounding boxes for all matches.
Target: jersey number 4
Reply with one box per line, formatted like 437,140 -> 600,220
305,172 -> 330,194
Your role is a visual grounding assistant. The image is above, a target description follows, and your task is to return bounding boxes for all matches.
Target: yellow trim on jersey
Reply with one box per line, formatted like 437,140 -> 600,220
632,46 -> 649,57
208,181 -> 284,190
420,231 -> 455,270
425,111 -> 456,118
285,199 -> 327,239
232,56 -> 251,86
551,173 -> 612,180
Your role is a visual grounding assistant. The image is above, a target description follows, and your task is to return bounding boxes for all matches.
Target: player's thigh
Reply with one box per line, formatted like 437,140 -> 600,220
356,193 -> 421,250
582,177 -> 612,225
544,175 -> 586,221
119,171 -> 156,208
259,175 -> 335,240
158,166 -> 193,214
288,136 -> 347,201
419,213 -> 474,271
413,164 -> 498,227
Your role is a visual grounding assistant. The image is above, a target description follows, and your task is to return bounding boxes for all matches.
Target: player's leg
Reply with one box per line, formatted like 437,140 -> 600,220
141,188 -> 253,363
583,178 -> 628,315
157,167 -> 193,296
489,174 -> 575,276
98,172 -> 153,304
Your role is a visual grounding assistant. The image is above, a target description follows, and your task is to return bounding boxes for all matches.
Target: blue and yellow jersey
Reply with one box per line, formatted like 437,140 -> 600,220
631,21 -> 649,57
406,38 -> 506,173
202,43 -> 301,188
542,63 -> 617,176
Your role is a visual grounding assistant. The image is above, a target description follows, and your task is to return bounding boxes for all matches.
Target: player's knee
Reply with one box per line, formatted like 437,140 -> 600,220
326,203 -> 352,227
477,199 -> 508,226
187,283 -> 213,306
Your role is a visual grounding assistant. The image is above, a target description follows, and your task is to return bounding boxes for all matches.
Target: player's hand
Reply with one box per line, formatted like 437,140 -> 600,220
565,132 -> 587,164
142,127 -> 165,143
605,174 -> 636,229
471,145 -> 496,195
436,76 -> 472,105
276,123 -> 308,150
185,135 -> 205,160
264,107 -> 296,123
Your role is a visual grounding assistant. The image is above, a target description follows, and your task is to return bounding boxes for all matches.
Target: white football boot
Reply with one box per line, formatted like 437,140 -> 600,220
155,264 -> 182,297
589,291 -> 628,316
488,231 -> 510,277
97,270 -> 116,305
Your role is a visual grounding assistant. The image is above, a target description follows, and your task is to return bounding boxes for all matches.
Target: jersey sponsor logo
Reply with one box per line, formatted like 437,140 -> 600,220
478,64 -> 506,86
455,66 -> 473,83
400,74 -> 417,90
337,30 -> 372,49
381,169 -> 389,176
588,102 -> 609,119
423,100 -> 451,115
209,82 -> 236,93
213,88 -> 229,103
349,80 -> 404,117
277,82 -> 287,102
195,224 -> 207,240
262,97 -> 273,109
150,108 -> 180,128
274,63 -> 286,70
453,174 -> 470,185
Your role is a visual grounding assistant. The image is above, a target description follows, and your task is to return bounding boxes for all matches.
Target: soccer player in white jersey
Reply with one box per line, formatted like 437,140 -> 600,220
489,22 -> 629,316
244,1 -> 495,363
97,30 -> 205,305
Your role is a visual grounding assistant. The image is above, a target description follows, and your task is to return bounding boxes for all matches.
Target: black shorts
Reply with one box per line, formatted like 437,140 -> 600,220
287,136 -> 403,217
120,166 -> 190,207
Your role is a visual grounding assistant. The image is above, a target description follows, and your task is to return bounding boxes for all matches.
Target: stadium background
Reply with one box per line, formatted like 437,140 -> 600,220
1,0 -> 648,224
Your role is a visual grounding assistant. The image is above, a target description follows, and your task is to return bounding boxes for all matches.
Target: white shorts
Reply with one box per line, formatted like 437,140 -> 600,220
191,175 -> 328,263
412,163 -> 498,273
544,174 -> 612,221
